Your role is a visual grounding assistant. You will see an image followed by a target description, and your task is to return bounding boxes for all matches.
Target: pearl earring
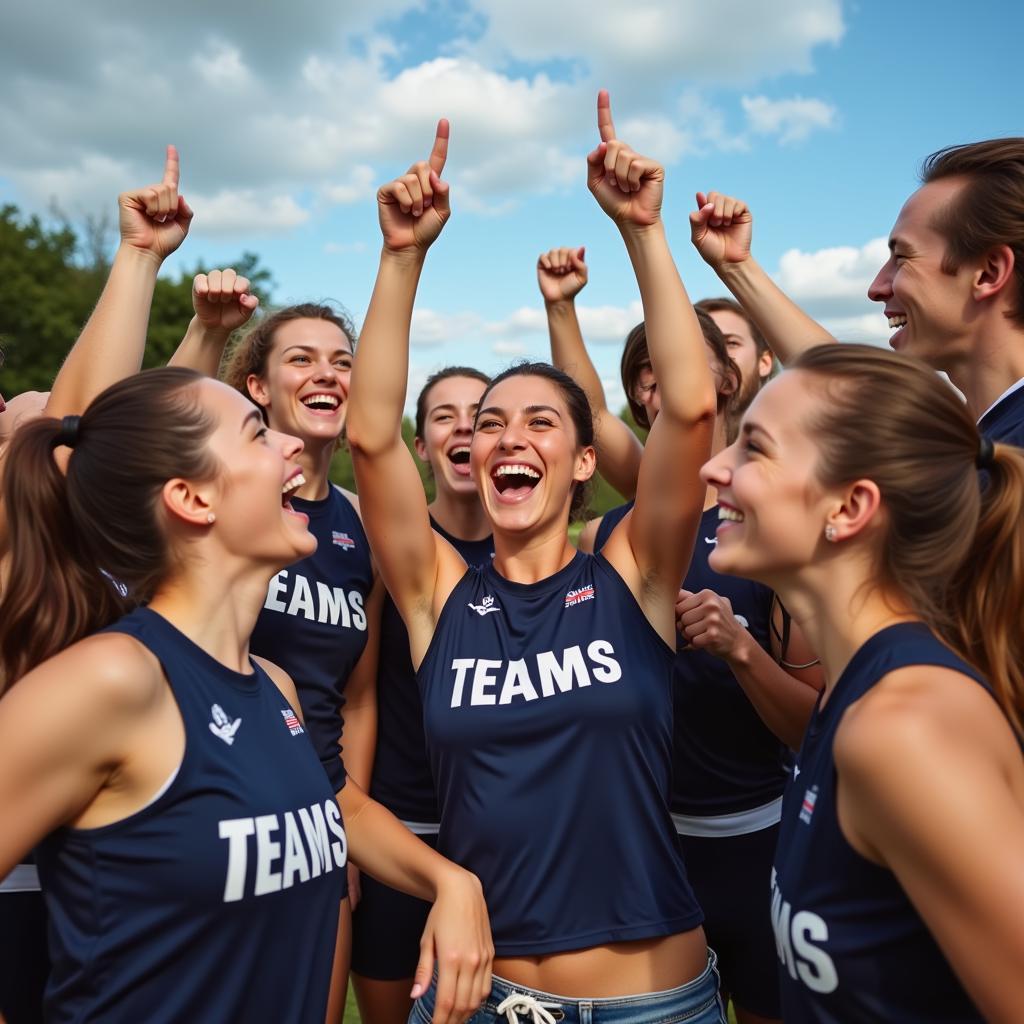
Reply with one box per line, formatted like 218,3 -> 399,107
824,524 -> 836,542
207,512 -> 216,524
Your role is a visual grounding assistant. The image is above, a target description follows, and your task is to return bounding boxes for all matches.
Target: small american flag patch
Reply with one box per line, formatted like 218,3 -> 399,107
281,708 -> 304,736
799,786 -> 818,824
564,585 -> 595,608
332,531 -> 355,549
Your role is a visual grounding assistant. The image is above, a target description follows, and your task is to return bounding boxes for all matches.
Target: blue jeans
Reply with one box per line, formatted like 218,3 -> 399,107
409,951 -> 726,1024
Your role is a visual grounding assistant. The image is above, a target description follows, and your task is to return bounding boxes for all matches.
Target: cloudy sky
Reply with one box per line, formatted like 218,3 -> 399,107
2,0 -> 1021,410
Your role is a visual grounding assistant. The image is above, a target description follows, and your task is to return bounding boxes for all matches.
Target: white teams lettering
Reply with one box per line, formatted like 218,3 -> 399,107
449,641 -> 622,708
219,799 -> 347,902
263,570 -> 366,630
770,868 -> 838,994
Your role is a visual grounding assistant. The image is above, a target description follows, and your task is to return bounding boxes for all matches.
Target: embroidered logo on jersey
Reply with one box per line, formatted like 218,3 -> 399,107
799,785 -> 818,824
704,536 -> 718,546
793,763 -> 801,780
564,585 -> 595,608
467,595 -> 500,616
281,707 -> 304,736
209,704 -> 242,745
331,531 -> 356,549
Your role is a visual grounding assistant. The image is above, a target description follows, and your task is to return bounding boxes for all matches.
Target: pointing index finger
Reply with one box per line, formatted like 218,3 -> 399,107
428,118 -> 449,175
163,144 -> 180,188
597,89 -> 616,143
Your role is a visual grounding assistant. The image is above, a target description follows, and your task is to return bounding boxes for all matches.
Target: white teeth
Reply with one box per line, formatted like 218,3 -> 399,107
302,394 -> 340,409
495,464 -> 540,479
282,473 -> 305,496
450,446 -> 471,457
718,507 -> 744,523
887,315 -> 908,329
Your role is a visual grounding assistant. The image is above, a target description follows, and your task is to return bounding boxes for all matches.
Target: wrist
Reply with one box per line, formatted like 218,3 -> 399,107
188,316 -> 232,343
618,219 -> 666,246
544,297 -> 578,316
724,630 -> 756,669
433,860 -> 478,901
716,255 -> 759,287
380,245 -> 428,271
114,243 -> 163,274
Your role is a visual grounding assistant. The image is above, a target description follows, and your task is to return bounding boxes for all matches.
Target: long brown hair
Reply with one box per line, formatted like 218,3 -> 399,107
0,367 -> 219,687
794,343 -> 1024,736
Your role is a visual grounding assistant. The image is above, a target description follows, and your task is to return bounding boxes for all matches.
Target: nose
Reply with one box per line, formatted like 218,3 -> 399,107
497,422 -> 527,452
700,443 -> 734,488
276,429 -> 305,460
312,356 -> 338,382
867,259 -> 893,303
455,409 -> 474,435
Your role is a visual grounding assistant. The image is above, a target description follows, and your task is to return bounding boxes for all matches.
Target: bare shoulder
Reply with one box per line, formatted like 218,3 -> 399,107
335,485 -> 360,517
576,516 -> 601,554
251,655 -> 302,715
836,663 -> 1021,787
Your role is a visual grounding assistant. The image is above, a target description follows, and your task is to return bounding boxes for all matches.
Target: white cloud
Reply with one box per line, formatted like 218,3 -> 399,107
192,43 -> 253,90
741,95 -> 837,144
191,191 -> 310,236
324,165 -> 378,205
775,237 -> 889,312
323,240 -> 368,255
492,340 -> 531,356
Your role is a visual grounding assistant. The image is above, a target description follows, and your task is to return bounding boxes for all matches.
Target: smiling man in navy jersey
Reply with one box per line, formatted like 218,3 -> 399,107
689,139 -> 1024,446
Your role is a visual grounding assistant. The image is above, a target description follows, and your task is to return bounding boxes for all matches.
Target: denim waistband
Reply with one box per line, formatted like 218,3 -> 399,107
411,950 -> 724,1024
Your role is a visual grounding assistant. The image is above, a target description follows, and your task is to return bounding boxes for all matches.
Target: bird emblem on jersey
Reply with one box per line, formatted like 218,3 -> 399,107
704,536 -> 718,546
209,704 -> 242,745
467,594 -> 500,616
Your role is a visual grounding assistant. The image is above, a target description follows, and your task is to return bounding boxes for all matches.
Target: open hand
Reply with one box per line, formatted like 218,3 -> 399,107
411,867 -> 493,1024
378,120 -> 452,254
586,91 -> 664,229
689,191 -> 752,270
192,268 -> 259,334
118,145 -> 194,262
537,246 -> 588,304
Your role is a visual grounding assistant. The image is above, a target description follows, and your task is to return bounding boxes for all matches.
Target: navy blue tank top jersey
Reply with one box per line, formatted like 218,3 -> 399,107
773,623 -> 987,1022
595,502 -> 785,819
249,486 -> 373,791
371,518 -> 494,824
418,551 -> 702,956
36,606 -> 346,1024
979,380 -> 1024,446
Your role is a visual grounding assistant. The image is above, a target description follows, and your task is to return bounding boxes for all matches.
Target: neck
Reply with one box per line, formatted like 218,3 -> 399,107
429,487 -> 491,541
945,319 -> 1024,420
146,557 -> 274,674
772,555 -> 918,699
492,521 -> 577,585
295,439 -> 336,501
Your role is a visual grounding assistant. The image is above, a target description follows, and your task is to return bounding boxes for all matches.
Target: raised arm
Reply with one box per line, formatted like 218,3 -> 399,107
588,92 -> 716,645
46,146 -> 194,418
690,190 -> 834,365
539,246 -> 643,498
169,268 -> 259,377
346,121 -> 466,665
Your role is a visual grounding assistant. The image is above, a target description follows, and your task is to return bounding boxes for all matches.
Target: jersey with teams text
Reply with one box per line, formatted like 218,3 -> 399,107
596,501 -> 785,817
249,487 -> 373,791
419,550 -> 702,956
979,379 -> 1024,447
371,518 -> 494,823
37,606 -> 346,1024
773,623 -> 986,1022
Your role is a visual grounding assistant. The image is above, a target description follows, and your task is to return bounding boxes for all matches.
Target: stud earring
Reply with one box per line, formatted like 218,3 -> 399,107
824,524 -> 836,542
207,512 -> 216,524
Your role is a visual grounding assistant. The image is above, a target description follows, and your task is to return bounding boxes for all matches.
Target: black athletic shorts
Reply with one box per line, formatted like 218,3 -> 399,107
0,890 -> 49,1024
350,833 -> 437,980
678,824 -> 781,1019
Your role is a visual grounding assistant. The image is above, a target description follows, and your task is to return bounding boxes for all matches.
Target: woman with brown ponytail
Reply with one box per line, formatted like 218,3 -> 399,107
702,343 -> 1024,1023
0,368 -> 490,1024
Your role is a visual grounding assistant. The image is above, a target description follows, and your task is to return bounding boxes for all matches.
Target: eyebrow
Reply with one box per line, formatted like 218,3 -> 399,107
280,344 -> 352,358
241,409 -> 263,432
887,235 -> 911,253
430,402 -> 479,415
477,404 -> 563,419
741,420 -> 775,444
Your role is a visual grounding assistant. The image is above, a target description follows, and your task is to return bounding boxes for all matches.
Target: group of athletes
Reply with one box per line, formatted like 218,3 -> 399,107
0,90 -> 1022,1024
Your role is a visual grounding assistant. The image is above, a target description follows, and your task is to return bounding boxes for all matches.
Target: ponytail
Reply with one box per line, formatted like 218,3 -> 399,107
947,443 -> 1024,737
0,367 -> 218,687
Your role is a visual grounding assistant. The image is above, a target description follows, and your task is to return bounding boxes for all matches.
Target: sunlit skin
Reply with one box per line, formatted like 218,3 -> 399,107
471,375 -> 595,546
632,340 -> 734,430
867,178 -> 984,372
246,317 -> 354,501
415,376 -> 487,501
706,308 -> 773,412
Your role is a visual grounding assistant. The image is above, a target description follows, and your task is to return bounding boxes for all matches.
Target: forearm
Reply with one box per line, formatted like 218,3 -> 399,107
347,249 -> 425,455
717,257 -> 835,366
340,782 -> 462,901
168,317 -> 231,377
47,245 -> 161,417
724,634 -> 819,750
620,224 -> 714,424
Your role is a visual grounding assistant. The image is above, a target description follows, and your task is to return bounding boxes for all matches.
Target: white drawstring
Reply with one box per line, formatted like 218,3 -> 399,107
495,992 -> 563,1024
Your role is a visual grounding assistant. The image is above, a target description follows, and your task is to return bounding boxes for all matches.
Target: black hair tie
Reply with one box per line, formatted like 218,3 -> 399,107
55,415 -> 81,449
977,435 -> 995,469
